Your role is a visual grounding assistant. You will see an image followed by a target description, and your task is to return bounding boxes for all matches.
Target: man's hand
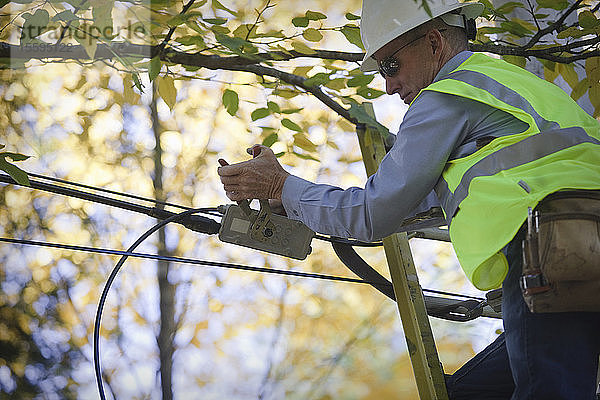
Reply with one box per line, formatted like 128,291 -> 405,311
217,144 -> 290,202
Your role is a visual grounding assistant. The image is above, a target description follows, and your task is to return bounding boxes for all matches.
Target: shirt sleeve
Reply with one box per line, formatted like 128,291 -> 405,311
281,91 -> 474,241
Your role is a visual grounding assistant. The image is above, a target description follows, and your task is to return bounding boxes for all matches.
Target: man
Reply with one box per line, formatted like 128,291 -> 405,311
218,0 -> 600,398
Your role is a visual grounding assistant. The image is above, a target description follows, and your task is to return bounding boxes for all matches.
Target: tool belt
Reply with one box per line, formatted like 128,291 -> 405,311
521,190 -> 600,313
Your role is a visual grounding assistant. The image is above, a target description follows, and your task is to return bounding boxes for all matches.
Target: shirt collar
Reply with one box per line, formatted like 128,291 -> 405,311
433,50 -> 473,83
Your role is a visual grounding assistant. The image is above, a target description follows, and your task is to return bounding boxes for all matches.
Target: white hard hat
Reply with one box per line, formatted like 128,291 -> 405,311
360,0 -> 484,72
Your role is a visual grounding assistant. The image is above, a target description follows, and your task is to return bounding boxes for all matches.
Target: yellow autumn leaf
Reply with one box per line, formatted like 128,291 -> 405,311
558,63 -> 579,89
158,75 -> 177,110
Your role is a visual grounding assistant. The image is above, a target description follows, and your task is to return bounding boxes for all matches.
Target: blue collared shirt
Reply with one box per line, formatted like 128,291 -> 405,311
281,51 -> 529,241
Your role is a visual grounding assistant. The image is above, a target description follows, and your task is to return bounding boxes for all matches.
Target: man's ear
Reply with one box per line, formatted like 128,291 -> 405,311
429,29 -> 442,55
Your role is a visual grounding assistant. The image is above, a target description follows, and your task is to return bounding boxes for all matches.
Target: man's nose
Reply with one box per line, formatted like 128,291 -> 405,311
385,76 -> 400,95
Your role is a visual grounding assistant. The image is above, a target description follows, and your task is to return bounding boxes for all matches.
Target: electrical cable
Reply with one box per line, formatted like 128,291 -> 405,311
0,236 -> 369,285
1,173 -> 380,246
0,236 -> 484,301
29,172 -> 193,212
94,208 -> 210,400
90,208 -> 397,400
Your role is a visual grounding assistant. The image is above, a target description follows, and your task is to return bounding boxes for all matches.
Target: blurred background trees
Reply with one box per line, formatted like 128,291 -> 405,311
1,0 -> 598,398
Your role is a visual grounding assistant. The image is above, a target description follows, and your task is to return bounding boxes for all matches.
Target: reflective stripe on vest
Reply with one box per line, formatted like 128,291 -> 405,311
445,69 -> 560,133
435,127 -> 600,223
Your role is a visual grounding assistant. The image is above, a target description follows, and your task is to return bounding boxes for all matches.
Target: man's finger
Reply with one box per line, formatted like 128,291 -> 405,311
217,164 -> 244,176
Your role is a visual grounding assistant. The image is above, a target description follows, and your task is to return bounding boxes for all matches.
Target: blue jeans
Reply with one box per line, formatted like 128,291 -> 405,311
446,228 -> 600,399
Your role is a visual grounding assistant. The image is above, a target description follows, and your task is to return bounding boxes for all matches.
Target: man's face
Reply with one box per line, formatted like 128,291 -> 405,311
372,30 -> 441,105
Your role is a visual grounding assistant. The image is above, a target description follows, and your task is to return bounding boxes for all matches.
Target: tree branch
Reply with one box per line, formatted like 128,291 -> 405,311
230,63 -> 357,123
521,0 -> 584,50
155,0 -> 197,57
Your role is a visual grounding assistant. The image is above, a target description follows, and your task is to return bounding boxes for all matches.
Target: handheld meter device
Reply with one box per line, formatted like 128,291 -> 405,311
218,200 -> 314,260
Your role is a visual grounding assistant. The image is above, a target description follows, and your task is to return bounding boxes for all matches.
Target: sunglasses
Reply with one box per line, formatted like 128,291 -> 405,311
377,29 -> 446,78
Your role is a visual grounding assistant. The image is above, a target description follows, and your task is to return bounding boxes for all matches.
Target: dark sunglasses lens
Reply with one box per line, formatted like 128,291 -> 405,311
379,59 -> 397,78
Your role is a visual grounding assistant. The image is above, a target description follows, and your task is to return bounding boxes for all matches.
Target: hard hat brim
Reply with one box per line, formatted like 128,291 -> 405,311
360,2 -> 484,72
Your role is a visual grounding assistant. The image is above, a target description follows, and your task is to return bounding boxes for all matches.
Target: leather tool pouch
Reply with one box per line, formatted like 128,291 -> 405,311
521,190 -> 600,313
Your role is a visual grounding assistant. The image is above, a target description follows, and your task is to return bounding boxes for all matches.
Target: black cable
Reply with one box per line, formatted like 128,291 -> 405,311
94,208 -> 209,400
3,173 -> 388,247
29,172 -> 193,211
0,237 -> 483,301
0,237 -> 369,285
0,174 -> 221,235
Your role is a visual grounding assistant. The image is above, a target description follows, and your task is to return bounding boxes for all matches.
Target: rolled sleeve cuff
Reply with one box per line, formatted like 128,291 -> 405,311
281,174 -> 312,222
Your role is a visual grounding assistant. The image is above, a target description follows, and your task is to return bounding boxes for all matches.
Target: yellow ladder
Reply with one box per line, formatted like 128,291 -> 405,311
356,103 -> 449,399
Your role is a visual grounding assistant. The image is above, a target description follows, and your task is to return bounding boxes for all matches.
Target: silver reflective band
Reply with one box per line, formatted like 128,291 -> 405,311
444,69 -> 560,133
435,127 -> 600,223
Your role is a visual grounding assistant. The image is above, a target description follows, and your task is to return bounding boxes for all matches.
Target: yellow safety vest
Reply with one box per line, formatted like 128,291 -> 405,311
420,53 -> 600,290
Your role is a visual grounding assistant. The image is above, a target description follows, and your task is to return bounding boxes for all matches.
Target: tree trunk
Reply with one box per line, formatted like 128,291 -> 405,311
151,80 -> 176,400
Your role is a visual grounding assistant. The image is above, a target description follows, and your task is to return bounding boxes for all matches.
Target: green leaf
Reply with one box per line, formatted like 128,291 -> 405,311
304,72 -> 330,87
558,63 -> 579,89
292,16 -> 309,27
302,28 -> 323,42
292,151 -> 319,162
291,40 -> 316,55
281,118 -> 302,132
356,87 -> 385,99
340,24 -> 364,50
348,103 -> 390,138
579,10 -> 600,29
557,26 -> 585,39
0,152 -> 31,186
589,82 -> 600,117
305,10 -> 326,20
20,9 -> 50,44
177,35 -> 206,47
502,55 -> 526,69
216,33 -> 255,54
251,107 -> 270,121
419,0 -> 432,17
233,23 -> 257,39
324,78 -> 345,90
267,101 -> 280,113
132,72 -> 144,92
158,75 -> 177,110
293,66 -> 313,77
52,10 -> 78,23
262,133 -> 278,147
495,2 -> 524,14
570,78 -> 589,101
500,21 -> 532,36
586,57 -> 600,82
92,0 -> 114,39
212,0 -> 238,17
167,14 -> 188,27
293,133 -> 317,152
211,25 -> 230,35
222,88 -> 238,116
347,74 -> 374,87
345,13 -> 360,20
203,18 -> 227,25
148,56 -> 161,82
280,108 -> 302,114
536,0 -> 569,10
